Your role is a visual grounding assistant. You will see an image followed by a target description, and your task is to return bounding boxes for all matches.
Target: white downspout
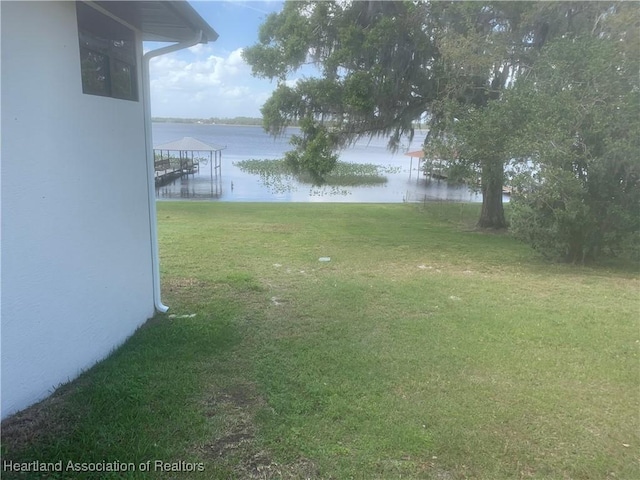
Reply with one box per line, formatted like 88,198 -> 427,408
142,31 -> 204,313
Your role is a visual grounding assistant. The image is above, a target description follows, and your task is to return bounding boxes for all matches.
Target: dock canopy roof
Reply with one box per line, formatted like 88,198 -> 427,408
154,137 -> 226,152
405,150 -> 426,159
91,1 -> 218,43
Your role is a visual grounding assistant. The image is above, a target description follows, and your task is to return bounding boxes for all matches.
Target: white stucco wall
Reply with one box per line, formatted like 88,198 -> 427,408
1,1 -> 156,418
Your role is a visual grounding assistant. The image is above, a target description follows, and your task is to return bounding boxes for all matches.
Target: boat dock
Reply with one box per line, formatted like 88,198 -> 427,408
154,158 -> 199,186
153,136 -> 226,187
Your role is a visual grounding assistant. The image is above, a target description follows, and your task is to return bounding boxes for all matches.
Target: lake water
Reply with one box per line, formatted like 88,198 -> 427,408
153,122 -> 485,203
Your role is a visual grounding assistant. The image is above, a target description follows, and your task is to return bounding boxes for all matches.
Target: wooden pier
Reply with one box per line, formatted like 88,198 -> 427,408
153,136 -> 225,187
154,158 -> 199,186
405,150 -> 448,181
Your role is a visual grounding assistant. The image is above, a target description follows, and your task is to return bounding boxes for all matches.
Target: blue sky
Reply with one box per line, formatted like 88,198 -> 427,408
147,1 -> 287,119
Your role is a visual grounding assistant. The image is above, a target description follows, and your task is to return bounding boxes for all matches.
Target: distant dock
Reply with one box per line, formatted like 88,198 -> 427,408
153,136 -> 226,188
154,158 -> 198,186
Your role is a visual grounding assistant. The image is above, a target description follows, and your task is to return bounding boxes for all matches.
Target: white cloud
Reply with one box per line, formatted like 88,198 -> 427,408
186,43 -> 207,55
228,48 -> 246,67
284,78 -> 300,88
149,46 -> 274,118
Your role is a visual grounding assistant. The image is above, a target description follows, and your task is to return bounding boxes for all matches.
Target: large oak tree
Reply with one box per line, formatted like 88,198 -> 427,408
243,1 -> 631,231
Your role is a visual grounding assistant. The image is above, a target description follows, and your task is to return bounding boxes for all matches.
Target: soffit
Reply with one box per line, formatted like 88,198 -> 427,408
92,1 -> 218,43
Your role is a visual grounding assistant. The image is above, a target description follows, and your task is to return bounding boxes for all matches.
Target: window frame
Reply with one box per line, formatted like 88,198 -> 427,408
76,2 -> 139,102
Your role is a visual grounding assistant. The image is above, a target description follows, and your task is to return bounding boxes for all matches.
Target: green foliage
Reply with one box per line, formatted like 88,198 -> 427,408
509,31 -> 640,262
244,0 -> 573,228
243,1 -> 440,180
285,118 -> 338,183
343,71 -> 376,115
424,1 -> 605,229
428,2 -> 639,239
244,0 -> 638,239
510,168 -> 594,262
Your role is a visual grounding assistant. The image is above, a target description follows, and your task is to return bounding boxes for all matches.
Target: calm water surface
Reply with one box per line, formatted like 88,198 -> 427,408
153,123 -> 485,203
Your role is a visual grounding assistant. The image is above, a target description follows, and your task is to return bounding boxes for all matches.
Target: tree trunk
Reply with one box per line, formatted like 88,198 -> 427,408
478,160 -> 507,229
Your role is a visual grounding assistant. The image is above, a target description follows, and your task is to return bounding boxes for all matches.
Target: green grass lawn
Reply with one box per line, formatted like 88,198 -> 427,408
2,202 -> 638,479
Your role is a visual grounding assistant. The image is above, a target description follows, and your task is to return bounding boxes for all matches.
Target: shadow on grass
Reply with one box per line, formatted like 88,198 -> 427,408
1,311 -> 242,479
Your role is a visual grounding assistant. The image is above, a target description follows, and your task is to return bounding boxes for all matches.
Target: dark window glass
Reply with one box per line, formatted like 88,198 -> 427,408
76,2 -> 138,101
112,60 -> 134,99
80,47 -> 109,96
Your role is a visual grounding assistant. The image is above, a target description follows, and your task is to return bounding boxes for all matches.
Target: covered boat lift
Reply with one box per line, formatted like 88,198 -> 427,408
405,150 -> 425,180
405,150 -> 447,181
153,136 -> 226,186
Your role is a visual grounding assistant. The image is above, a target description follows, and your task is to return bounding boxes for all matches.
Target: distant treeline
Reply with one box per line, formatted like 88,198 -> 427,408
151,116 -> 427,130
152,116 -> 265,126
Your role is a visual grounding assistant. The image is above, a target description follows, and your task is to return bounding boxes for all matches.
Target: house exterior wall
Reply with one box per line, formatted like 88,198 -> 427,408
1,1 -> 155,418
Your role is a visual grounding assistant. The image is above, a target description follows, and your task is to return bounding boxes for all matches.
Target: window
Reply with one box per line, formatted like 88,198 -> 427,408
76,2 -> 138,101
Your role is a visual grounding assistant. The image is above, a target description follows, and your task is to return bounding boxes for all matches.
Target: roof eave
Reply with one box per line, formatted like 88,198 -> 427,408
94,1 -> 218,44
164,1 -> 218,43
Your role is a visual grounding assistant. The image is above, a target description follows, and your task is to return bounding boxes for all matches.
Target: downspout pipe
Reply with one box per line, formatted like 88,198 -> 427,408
142,31 -> 204,313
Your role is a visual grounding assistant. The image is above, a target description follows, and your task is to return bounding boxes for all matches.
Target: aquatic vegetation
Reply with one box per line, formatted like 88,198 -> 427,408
234,158 -> 400,195
233,159 -> 297,194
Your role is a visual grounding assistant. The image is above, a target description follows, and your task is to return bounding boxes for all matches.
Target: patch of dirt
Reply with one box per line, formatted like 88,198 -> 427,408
3,378 -> 321,479
206,432 -> 254,457
195,383 -> 321,479
247,458 -> 321,480
165,277 -> 208,288
163,277 -> 211,294
1,382 -> 83,454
